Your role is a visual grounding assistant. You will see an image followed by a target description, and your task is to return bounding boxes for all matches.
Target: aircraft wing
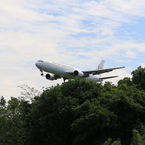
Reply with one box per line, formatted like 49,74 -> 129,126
83,66 -> 125,75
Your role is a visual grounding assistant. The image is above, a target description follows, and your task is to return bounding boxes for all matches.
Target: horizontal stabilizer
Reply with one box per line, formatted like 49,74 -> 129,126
99,76 -> 118,80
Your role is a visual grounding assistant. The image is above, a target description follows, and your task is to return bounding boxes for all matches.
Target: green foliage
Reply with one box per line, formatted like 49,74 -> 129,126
111,139 -> 121,145
103,138 -> 112,145
131,66 -> 145,90
0,97 -> 30,145
23,78 -> 145,145
118,77 -> 132,86
131,129 -> 142,145
0,96 -> 6,107
2,66 -> 145,145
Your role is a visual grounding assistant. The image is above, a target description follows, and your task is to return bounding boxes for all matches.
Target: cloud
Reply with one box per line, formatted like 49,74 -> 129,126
0,0 -> 145,100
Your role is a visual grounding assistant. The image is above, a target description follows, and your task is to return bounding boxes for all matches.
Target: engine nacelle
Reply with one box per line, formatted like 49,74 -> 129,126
86,75 -> 102,82
46,73 -> 57,80
74,70 -> 84,77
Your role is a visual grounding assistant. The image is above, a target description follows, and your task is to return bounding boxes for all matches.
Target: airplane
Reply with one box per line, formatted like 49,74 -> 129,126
35,60 -> 125,82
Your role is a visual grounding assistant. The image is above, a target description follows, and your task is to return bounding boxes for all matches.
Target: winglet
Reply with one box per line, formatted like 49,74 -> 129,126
97,60 -> 105,70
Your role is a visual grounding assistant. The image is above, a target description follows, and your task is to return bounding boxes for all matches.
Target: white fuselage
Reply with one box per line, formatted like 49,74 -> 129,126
36,60 -> 75,78
35,60 -> 101,81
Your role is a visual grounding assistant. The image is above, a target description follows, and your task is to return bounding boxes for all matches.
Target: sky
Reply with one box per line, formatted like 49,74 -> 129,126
1,0 -> 145,100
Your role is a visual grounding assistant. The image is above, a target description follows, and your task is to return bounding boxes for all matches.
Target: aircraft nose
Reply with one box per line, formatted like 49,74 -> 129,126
35,62 -> 40,68
35,60 -> 44,70
35,60 -> 44,68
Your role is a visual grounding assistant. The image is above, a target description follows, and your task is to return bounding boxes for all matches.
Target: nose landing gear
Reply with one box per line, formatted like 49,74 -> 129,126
40,70 -> 44,76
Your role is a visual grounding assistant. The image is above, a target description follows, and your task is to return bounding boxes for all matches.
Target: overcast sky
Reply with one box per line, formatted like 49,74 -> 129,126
1,0 -> 145,100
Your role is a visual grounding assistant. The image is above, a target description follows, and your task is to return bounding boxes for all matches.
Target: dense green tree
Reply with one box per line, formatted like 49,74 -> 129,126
131,66 -> 145,90
24,84 -> 75,145
24,79 -> 106,145
0,97 -> 30,145
103,138 -> 121,145
103,138 -> 112,145
110,85 -> 145,144
118,77 -> 132,86
2,65 -> 145,145
0,96 -> 6,107
111,139 -> 121,145
131,129 -> 142,145
24,78 -> 145,145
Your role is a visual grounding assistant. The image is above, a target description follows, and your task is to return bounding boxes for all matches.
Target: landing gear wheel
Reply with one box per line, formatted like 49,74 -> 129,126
63,78 -> 66,82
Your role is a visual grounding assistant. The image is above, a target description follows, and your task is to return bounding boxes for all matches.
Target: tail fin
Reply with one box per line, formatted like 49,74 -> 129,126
97,60 -> 105,70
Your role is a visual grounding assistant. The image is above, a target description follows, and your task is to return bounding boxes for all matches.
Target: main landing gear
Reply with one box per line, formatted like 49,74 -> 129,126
63,78 -> 66,82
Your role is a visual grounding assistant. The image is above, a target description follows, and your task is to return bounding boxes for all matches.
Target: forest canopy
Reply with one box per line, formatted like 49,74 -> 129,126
1,66 -> 145,145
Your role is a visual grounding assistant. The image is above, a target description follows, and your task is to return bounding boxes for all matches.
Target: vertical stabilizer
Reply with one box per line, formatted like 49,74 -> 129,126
97,60 -> 105,70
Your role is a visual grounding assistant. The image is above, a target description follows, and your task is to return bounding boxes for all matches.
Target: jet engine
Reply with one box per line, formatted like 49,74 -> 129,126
86,75 -> 101,82
46,73 -> 58,80
74,70 -> 84,77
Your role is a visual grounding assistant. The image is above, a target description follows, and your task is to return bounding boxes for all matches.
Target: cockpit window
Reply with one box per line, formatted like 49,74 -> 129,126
38,60 -> 43,62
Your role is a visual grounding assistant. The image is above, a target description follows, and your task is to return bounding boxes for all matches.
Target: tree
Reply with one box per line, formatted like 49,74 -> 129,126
131,66 -> 145,90
103,138 -> 112,145
0,96 -> 6,107
118,77 -> 132,86
23,79 -> 120,145
18,84 -> 41,102
24,79 -> 106,145
111,139 -> 121,145
22,78 -> 145,145
0,97 -> 30,145
131,129 -> 142,145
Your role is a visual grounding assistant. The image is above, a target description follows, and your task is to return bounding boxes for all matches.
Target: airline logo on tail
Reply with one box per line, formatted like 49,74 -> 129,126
97,60 -> 105,70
